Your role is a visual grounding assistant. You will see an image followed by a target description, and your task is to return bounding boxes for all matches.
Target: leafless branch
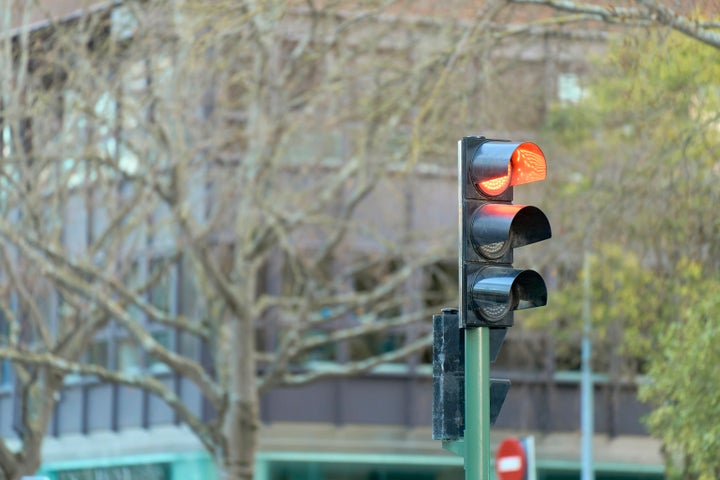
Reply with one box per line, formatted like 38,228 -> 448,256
506,0 -> 720,49
273,333 -> 432,389
0,347 -> 219,453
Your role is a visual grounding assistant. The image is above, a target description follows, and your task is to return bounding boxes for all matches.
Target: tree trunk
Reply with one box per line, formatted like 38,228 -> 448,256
216,391 -> 259,480
6,368 -> 63,480
217,315 -> 259,480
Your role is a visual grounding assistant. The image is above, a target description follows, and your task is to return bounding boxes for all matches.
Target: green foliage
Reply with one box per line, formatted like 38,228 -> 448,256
538,29 -> 720,476
525,243 -> 664,372
640,263 -> 720,479
543,31 -> 720,261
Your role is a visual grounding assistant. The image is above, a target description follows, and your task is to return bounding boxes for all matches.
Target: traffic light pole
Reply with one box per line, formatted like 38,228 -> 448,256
465,326 -> 491,480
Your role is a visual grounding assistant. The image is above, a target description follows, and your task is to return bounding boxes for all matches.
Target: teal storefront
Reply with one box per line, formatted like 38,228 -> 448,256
37,452 -> 215,480
36,451 -> 663,480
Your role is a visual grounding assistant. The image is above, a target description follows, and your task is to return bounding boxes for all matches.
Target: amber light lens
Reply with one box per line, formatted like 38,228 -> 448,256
477,142 -> 546,196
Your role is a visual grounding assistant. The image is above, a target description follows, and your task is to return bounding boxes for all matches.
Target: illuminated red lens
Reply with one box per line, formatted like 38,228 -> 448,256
478,163 -> 511,196
477,142 -> 546,196
509,142 -> 546,187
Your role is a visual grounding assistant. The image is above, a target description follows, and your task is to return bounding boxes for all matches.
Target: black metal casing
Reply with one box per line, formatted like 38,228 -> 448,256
432,310 -> 510,440
459,136 -> 551,328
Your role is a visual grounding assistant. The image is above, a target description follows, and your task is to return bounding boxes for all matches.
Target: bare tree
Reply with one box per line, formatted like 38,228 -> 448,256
0,1 -> 561,478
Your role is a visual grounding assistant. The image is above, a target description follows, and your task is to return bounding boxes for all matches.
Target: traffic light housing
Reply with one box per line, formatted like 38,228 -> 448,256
433,136 -> 551,462
432,309 -> 510,440
459,136 -> 551,328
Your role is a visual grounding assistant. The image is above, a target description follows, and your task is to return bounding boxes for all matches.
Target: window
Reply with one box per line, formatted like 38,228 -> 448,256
148,330 -> 172,370
557,72 -> 584,104
118,59 -> 147,176
0,126 -> 19,209
0,360 -> 12,387
347,258 -> 403,362
61,90 -> 119,186
178,254 -> 197,317
149,258 -> 171,312
118,53 -> 175,176
0,306 -> 12,387
420,260 -> 457,364
300,329 -> 338,363
124,260 -> 143,323
111,5 -> 138,41
56,462 -> 170,480
1,124 -> 11,158
117,337 -> 142,373
178,331 -> 199,360
85,340 -> 109,368
423,261 -> 456,309
61,53 -> 175,185
266,459 -> 459,480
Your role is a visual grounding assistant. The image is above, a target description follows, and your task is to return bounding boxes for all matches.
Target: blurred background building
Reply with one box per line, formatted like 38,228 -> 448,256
0,1 -> 676,479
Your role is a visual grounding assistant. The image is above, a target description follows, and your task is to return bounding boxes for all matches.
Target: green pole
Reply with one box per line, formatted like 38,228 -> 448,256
465,326 -> 491,480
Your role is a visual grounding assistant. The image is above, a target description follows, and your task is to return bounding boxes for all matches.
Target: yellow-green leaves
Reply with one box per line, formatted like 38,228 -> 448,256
640,279 -> 720,479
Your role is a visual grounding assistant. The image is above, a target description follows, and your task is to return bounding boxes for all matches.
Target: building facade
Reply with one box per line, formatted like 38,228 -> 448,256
0,1 -> 664,479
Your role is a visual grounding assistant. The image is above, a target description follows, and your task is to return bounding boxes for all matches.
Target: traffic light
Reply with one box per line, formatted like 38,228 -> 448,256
459,136 -> 551,328
433,136 -> 551,477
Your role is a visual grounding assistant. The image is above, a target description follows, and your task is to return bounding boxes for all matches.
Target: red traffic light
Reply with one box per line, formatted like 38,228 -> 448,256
460,136 -> 551,328
472,142 -> 547,197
